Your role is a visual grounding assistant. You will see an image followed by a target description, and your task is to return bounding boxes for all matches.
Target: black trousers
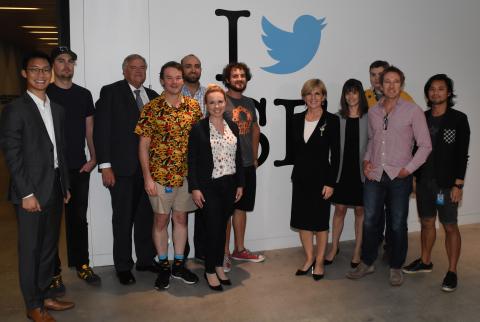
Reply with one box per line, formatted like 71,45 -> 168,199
16,173 -> 63,310
54,170 -> 90,274
203,175 -> 236,273
193,208 -> 206,258
109,169 -> 156,272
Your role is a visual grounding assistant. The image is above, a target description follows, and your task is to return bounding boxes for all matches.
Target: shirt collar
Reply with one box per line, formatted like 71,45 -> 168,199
378,97 -> 405,115
181,84 -> 203,97
128,82 -> 145,93
27,90 -> 50,108
160,92 -> 185,107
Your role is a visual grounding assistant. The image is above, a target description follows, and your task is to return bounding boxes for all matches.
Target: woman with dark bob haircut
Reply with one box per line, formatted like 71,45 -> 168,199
325,79 -> 369,269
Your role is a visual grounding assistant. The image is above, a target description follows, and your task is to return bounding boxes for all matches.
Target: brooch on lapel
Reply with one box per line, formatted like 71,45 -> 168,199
319,122 -> 327,137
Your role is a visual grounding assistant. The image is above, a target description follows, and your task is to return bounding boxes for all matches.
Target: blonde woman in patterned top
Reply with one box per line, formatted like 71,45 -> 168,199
188,85 -> 244,291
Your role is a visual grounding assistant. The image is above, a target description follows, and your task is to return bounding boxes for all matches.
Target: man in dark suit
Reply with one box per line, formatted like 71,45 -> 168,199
94,54 -> 158,285
0,51 -> 74,321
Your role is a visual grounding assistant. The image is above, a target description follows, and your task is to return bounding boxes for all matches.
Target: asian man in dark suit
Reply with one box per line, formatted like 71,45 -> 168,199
93,54 -> 158,285
0,52 -> 74,321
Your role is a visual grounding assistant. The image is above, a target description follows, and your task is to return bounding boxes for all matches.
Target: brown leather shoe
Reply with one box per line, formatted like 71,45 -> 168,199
27,307 -> 56,322
44,298 -> 75,311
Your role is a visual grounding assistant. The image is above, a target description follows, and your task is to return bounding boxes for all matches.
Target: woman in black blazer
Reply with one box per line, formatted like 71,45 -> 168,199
290,79 -> 340,281
188,85 -> 244,291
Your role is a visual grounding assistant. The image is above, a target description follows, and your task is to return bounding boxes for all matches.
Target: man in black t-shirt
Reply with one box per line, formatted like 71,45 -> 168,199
403,74 -> 470,292
46,47 -> 100,293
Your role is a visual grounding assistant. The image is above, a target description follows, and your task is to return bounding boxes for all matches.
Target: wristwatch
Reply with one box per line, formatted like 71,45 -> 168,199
453,183 -> 464,189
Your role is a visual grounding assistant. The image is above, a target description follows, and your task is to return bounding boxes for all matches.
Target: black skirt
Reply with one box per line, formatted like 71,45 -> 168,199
290,181 -> 331,232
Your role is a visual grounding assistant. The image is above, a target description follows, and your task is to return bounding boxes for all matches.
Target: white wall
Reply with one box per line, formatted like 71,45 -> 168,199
70,0 -> 480,266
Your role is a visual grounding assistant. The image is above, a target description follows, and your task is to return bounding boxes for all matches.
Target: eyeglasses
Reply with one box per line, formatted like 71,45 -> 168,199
383,115 -> 388,131
26,67 -> 51,74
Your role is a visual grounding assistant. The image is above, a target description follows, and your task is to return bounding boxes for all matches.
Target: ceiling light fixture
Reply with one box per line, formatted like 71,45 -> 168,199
29,31 -> 59,34
21,26 -> 57,29
38,37 -> 58,40
0,7 -> 41,10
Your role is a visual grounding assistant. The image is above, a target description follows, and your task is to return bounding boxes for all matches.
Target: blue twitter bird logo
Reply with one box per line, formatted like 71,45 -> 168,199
261,15 -> 326,74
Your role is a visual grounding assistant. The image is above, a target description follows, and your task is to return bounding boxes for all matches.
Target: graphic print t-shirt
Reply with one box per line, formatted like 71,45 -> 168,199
224,95 -> 258,167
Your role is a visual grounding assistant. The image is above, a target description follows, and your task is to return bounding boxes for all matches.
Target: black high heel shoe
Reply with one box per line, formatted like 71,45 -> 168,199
216,273 -> 232,286
350,261 -> 360,268
313,273 -> 325,281
204,273 -> 223,291
324,248 -> 340,265
312,263 -> 325,281
295,260 -> 316,276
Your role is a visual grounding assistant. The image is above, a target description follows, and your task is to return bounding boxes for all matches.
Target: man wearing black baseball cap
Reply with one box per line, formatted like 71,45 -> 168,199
47,46 -> 101,295
50,46 -> 78,61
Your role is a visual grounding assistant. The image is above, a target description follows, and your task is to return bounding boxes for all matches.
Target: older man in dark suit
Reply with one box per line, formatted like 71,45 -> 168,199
94,54 -> 158,285
0,51 -> 74,321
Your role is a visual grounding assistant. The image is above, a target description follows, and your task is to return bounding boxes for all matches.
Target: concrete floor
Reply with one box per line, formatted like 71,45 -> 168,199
1,154 -> 480,322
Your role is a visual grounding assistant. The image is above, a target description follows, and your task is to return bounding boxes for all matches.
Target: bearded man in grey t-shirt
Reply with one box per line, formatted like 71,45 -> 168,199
221,62 -> 265,272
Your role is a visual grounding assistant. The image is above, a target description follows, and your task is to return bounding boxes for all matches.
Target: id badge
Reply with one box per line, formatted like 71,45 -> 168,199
436,191 -> 445,206
165,186 -> 173,193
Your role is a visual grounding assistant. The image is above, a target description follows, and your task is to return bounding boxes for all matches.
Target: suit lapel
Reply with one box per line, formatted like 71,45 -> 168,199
305,111 -> 326,144
122,80 -> 139,116
24,93 -> 54,146
201,119 -> 213,157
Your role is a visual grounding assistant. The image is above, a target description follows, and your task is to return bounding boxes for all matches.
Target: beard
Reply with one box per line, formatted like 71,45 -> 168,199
228,81 -> 246,92
56,72 -> 73,81
184,73 -> 200,84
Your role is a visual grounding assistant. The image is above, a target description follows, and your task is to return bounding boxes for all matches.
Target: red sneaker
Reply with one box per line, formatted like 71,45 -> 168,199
231,249 -> 265,263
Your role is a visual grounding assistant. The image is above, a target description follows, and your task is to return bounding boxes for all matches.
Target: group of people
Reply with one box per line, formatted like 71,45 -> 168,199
0,47 -> 470,322
0,49 -> 266,321
290,61 -> 470,298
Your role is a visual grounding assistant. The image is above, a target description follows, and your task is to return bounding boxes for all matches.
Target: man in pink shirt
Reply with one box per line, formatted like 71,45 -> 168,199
346,66 -> 432,286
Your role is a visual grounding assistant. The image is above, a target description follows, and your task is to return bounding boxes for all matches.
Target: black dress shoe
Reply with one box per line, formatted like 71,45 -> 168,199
295,260 -> 316,276
204,273 -> 223,291
216,273 -> 232,285
117,270 -> 136,285
324,248 -> 340,265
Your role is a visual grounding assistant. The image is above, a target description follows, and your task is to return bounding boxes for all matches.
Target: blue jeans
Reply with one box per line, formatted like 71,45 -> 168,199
361,172 -> 412,269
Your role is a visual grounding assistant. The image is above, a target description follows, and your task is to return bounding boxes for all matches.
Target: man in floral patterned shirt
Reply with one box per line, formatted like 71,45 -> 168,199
135,61 -> 202,290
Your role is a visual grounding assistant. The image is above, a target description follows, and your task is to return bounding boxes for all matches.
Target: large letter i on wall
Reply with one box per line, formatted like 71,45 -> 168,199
215,9 -> 250,81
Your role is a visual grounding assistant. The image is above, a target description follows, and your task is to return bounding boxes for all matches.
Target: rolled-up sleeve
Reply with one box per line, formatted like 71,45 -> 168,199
405,107 -> 432,174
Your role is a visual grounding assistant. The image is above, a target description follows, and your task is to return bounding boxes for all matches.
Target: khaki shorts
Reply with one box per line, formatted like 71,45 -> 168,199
148,178 -> 197,214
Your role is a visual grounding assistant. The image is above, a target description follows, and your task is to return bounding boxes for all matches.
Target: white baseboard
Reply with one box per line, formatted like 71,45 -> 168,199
91,212 -> 480,267
91,254 -> 114,267
232,212 -> 480,253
